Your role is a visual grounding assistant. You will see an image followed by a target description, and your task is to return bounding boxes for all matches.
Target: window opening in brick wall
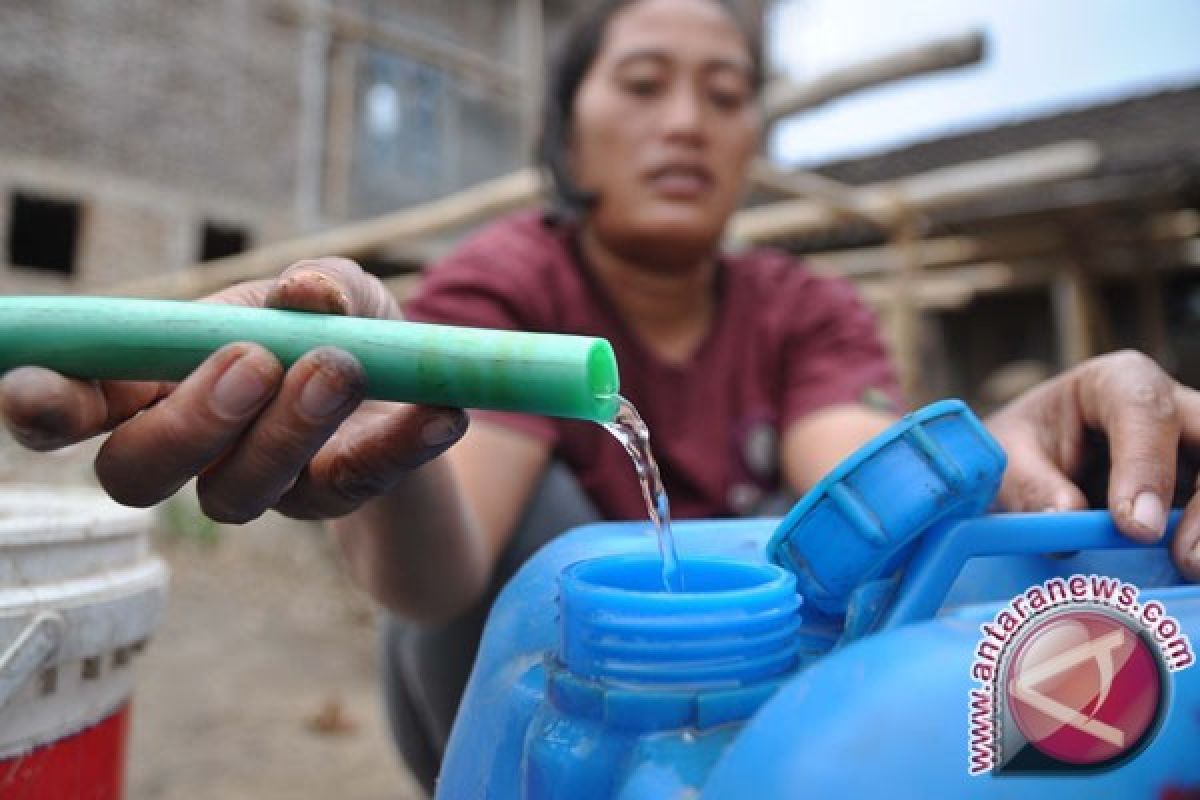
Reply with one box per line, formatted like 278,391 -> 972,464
7,191 -> 81,275
199,220 -> 251,262
348,47 -> 522,218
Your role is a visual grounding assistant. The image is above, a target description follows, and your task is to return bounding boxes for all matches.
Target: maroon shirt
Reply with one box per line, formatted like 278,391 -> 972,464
405,211 -> 901,521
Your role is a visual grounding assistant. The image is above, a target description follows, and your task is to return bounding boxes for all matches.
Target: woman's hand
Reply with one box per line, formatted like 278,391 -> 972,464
0,258 -> 467,523
986,350 -> 1200,578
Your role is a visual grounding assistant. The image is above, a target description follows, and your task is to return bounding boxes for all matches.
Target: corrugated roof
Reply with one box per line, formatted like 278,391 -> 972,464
813,82 -> 1200,185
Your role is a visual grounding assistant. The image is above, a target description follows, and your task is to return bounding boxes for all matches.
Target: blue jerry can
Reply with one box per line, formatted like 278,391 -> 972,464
437,400 -> 1200,799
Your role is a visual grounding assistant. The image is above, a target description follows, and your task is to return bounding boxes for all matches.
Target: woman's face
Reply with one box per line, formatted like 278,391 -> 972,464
570,0 -> 761,263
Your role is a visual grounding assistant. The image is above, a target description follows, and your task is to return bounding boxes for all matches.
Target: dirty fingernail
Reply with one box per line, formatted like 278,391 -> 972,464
212,354 -> 272,419
421,414 -> 463,447
276,270 -> 350,314
1132,491 -> 1166,538
300,366 -> 351,418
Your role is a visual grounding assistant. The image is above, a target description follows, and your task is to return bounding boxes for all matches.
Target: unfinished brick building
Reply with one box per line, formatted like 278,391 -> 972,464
0,0 -> 596,293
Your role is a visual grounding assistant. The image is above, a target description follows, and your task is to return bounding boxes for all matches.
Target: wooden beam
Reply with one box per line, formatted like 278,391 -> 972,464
1185,238 -> 1200,267
1051,261 -> 1095,367
1128,213 -> 1172,365
886,141 -> 1102,209
806,209 -> 1200,279
293,0 -> 331,230
861,264 -> 1001,311
729,140 -> 1103,243
886,201 -> 923,400
1149,209 -> 1200,241
747,158 -> 871,221
809,226 -> 1062,278
857,261 -> 1054,311
321,38 -> 359,221
764,30 -> 985,125
104,169 -> 542,299
517,0 -> 545,151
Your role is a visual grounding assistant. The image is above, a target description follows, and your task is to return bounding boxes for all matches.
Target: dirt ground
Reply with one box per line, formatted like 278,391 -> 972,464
0,436 -> 424,800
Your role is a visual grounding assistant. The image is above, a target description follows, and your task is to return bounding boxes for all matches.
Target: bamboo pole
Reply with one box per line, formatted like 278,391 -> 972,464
1051,262 -> 1095,368
729,141 -> 1103,244
763,30 -> 985,125
746,159 -> 874,223
885,192 -> 924,401
321,38 -> 359,221
1051,214 -> 1108,367
854,233 -> 1200,313
517,0 -> 545,152
807,209 -> 1199,279
293,0 -> 330,230
809,226 -> 1063,278
1132,213 -> 1172,365
856,261 -> 1052,311
104,169 -> 543,299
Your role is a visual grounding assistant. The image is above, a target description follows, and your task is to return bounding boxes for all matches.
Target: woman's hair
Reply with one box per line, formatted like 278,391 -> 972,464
537,0 -> 764,216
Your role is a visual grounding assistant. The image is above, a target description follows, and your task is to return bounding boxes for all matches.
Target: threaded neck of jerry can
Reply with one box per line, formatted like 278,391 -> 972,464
557,555 -> 802,690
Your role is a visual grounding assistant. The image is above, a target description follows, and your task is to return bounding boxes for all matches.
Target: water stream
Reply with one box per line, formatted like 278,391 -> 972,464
602,396 -> 683,592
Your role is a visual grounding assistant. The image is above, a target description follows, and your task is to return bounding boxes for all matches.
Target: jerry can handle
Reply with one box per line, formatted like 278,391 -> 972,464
879,509 -> 1182,632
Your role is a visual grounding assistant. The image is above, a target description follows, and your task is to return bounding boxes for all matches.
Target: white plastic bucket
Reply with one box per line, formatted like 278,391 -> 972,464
0,486 -> 168,798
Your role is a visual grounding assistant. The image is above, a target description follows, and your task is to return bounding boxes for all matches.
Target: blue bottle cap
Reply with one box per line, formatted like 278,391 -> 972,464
767,399 -> 1006,616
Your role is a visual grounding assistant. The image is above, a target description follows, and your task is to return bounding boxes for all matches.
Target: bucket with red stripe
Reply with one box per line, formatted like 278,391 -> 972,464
0,486 -> 168,799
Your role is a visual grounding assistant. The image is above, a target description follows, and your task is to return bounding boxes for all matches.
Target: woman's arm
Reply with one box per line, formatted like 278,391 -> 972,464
333,420 -> 550,622
779,353 -> 1200,581
780,404 -> 898,495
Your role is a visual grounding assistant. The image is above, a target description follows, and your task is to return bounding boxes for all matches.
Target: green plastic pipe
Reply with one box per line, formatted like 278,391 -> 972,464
0,297 -> 621,423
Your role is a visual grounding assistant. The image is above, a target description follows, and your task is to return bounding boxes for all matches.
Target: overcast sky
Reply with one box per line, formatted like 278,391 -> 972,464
767,0 -> 1200,167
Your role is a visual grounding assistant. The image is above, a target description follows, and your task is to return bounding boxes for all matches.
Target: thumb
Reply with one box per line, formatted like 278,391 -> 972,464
265,258 -> 399,320
993,427 -> 1088,513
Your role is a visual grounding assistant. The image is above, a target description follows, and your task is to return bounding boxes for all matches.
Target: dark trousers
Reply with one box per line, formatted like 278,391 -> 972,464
379,463 -> 601,795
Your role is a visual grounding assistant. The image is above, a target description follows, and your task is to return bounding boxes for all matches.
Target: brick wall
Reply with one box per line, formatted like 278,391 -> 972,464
0,0 -> 306,290
0,0 -> 304,209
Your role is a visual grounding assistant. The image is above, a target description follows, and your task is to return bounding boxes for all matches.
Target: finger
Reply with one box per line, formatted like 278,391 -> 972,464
274,403 -> 467,519
265,258 -> 400,320
1169,387 -> 1200,578
993,419 -> 1089,513
1171,481 -> 1200,580
194,347 -> 367,523
1166,385 -> 1200,508
0,366 -> 164,451
94,343 -> 282,507
1077,352 -> 1179,542
1175,385 -> 1200,449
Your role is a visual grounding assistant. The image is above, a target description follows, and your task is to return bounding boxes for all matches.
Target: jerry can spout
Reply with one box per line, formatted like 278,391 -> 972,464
521,556 -> 812,799
557,555 -> 802,690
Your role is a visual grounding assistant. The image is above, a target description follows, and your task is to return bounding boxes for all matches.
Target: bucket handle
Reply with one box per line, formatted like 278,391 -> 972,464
878,510 -> 1182,632
0,611 -> 65,711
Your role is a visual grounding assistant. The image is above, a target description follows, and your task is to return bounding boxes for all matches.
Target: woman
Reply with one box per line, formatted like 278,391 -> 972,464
2,0 -> 1198,791
383,0 -> 905,783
